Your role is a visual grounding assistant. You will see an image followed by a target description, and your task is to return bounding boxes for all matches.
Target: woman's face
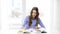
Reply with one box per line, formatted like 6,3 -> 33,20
32,10 -> 37,18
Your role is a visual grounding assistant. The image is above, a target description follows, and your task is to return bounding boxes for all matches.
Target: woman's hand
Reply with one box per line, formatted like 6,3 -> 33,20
21,26 -> 26,30
18,26 -> 26,32
35,26 -> 40,29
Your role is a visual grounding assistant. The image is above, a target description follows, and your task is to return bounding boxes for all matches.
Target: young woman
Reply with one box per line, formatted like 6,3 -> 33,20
22,7 -> 45,30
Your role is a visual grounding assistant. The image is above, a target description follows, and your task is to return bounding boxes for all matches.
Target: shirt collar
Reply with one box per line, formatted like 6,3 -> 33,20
32,18 -> 36,20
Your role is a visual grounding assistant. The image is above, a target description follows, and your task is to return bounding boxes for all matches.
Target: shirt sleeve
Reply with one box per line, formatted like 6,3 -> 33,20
38,18 -> 45,28
23,16 -> 29,26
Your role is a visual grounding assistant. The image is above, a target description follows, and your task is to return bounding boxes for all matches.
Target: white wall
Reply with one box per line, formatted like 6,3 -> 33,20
1,0 -> 23,34
51,0 -> 60,34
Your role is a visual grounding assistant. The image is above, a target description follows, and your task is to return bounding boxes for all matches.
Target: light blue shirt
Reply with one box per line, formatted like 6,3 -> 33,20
23,16 -> 45,29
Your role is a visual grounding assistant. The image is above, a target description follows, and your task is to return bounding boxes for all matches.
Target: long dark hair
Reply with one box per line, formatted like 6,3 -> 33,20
28,7 -> 39,26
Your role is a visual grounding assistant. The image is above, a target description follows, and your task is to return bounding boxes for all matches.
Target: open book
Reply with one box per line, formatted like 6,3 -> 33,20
18,28 -> 46,33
